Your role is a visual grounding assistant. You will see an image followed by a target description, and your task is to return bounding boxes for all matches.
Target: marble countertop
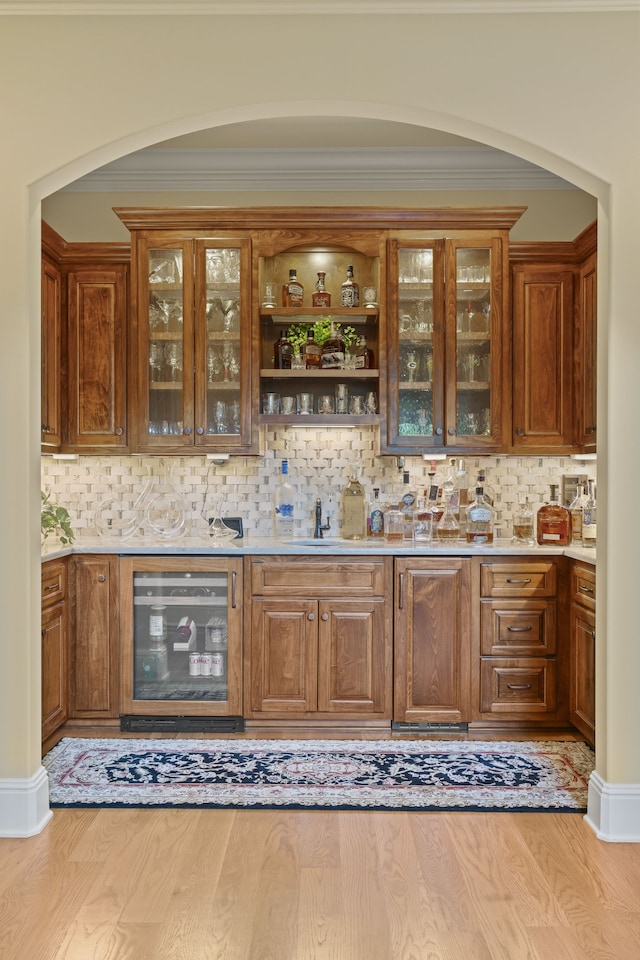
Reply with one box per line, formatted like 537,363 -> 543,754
41,534 -> 596,564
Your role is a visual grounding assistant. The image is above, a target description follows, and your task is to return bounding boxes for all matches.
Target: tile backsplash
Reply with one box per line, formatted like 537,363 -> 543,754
42,427 -> 596,542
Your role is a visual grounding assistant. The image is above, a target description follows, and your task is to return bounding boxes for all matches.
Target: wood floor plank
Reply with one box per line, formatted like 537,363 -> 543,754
295,865 -> 348,959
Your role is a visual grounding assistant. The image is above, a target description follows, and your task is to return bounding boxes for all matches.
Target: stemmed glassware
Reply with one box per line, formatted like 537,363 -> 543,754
218,299 -> 240,334
149,342 -> 164,381
164,342 -> 183,382
207,344 -> 222,382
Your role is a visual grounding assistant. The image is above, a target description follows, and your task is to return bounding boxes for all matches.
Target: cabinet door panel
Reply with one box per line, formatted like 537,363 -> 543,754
570,602 -> 595,744
394,559 -> 471,723
317,599 -> 391,716
574,252 -> 597,449
512,265 -> 575,449
42,602 -> 68,740
249,599 -> 317,714
66,267 -> 128,449
41,256 -> 62,448
71,555 -> 119,717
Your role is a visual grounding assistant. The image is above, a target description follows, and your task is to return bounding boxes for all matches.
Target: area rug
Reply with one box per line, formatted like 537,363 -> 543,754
43,737 -> 594,813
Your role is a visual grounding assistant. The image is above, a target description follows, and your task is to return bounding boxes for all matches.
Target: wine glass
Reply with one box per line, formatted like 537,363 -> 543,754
164,342 -> 183,382
218,299 -> 240,334
149,342 -> 164,381
207,344 -> 222,382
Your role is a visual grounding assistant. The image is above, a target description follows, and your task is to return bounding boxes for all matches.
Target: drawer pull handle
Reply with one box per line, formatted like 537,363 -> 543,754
506,578 -> 532,584
43,584 -> 57,592
507,625 -> 532,632
579,585 -> 595,594
507,683 -> 532,690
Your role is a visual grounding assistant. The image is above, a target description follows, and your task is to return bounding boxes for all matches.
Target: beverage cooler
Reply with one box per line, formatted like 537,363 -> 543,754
119,556 -> 244,730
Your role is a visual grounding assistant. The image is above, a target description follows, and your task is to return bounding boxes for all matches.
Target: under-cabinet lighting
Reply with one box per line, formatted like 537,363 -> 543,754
422,453 -> 448,461
52,453 -> 79,460
206,453 -> 230,464
569,453 -> 597,461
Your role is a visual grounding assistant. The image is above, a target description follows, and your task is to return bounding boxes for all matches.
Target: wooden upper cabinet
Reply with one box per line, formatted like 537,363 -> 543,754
65,264 -> 129,450
41,227 -> 64,450
574,246 -> 597,450
511,263 -> 576,451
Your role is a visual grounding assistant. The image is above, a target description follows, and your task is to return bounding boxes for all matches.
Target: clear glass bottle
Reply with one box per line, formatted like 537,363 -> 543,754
273,329 -> 293,369
568,482 -> 588,544
437,492 -> 460,541
367,487 -> 385,538
273,459 -> 295,540
341,264 -> 360,307
282,268 -> 304,307
400,470 -> 417,540
311,271 -> 331,308
341,469 -> 367,540
582,479 -> 597,547
321,321 -> 345,369
536,483 -> 570,546
355,333 -> 374,369
303,327 -> 322,369
466,486 -> 494,544
512,494 -> 534,544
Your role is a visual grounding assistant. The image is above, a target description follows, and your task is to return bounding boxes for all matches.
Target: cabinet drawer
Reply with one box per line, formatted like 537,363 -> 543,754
571,562 -> 596,610
249,557 -> 388,598
480,600 -> 556,657
480,658 -> 557,714
480,561 -> 557,598
41,560 -> 67,607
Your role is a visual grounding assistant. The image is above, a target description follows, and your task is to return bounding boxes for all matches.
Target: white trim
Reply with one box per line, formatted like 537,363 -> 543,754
585,771 -> 640,843
63,146 -> 574,193
0,1 -> 637,13
0,766 -> 52,838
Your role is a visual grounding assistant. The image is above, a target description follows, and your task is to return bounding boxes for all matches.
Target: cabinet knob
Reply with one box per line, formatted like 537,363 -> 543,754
196,426 -> 205,435
516,428 -> 525,436
97,574 -> 106,582
115,427 -> 123,436
184,427 -> 192,435
448,427 -> 456,436
435,426 -> 443,436
308,613 -> 315,621
321,612 -> 329,621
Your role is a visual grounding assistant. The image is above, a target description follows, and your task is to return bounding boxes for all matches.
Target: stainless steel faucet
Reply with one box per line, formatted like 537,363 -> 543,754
314,498 -> 331,539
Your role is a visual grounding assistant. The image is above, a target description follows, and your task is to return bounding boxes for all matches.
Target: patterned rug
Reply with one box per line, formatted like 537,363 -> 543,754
43,737 -> 594,812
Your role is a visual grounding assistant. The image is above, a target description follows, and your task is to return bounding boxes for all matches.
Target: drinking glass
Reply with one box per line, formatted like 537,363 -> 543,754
349,396 -> 365,415
297,393 -> 314,415
363,286 -> 377,307
335,383 -> 349,414
262,393 -> 281,415
164,342 -> 183,381
318,395 -> 335,415
213,400 -> 228,434
207,344 -> 222,382
364,391 -> 378,414
281,396 -> 296,415
149,342 -> 164,381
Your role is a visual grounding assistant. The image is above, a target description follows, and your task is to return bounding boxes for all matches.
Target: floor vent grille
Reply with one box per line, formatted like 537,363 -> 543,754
391,721 -> 469,733
120,715 -> 245,734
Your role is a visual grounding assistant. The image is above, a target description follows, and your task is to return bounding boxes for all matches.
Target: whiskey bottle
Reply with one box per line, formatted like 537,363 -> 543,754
582,479 -> 597,547
341,265 -> 360,307
512,494 -> 534,544
341,470 -> 367,540
321,321 -> 345,369
568,482 -> 588,544
400,470 -> 417,540
355,333 -> 374,369
536,483 -> 570,546
282,268 -> 304,307
303,327 -> 322,369
311,271 -> 331,308
367,487 -> 385,538
466,487 -> 494,544
273,329 -> 293,369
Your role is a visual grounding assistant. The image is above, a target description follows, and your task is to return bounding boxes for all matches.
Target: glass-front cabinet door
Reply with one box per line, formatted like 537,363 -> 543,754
120,557 -> 243,718
385,236 -> 505,453
134,236 -> 256,453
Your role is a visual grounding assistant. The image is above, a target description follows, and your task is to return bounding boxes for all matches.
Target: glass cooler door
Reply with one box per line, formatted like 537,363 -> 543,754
120,557 -> 242,716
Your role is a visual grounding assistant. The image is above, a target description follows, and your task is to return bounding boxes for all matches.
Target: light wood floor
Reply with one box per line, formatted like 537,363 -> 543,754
4,725 -> 637,960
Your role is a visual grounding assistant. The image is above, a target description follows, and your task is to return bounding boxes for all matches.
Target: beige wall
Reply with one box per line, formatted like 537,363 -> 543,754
1,11 -> 639,805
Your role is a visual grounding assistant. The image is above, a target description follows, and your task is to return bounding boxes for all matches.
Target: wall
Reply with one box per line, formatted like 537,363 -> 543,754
1,9 -> 639,837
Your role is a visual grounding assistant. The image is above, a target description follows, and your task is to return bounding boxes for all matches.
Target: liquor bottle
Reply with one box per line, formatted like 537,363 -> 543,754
536,483 -> 570,546
303,327 -> 322,369
282,268 -> 304,307
466,487 -> 494,544
400,470 -> 417,539
367,487 -> 385,538
321,321 -> 345,369
568,482 -> 588,544
512,494 -> 534,544
311,271 -> 331,308
273,329 -> 293,369
355,333 -> 374,369
454,458 -> 469,538
273,459 -> 295,539
582,479 -> 597,547
341,469 -> 367,539
436,492 -> 460,541
341,264 -> 360,307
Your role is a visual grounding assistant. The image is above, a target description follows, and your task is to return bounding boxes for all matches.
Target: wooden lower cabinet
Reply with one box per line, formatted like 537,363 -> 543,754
41,559 -> 68,741
475,557 -> 568,724
69,554 -> 119,718
246,557 -> 392,720
393,558 -> 472,724
569,560 -> 596,745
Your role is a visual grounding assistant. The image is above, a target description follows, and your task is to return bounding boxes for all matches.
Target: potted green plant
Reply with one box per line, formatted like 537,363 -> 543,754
287,318 -> 360,357
41,490 -> 75,545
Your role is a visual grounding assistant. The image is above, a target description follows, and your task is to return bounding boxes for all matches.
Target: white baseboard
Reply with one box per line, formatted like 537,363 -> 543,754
0,765 -> 52,837
585,771 -> 640,842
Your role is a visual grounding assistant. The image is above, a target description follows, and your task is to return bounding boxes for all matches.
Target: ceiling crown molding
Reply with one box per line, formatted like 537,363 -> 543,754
0,0 -> 637,13
62,147 -> 575,193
